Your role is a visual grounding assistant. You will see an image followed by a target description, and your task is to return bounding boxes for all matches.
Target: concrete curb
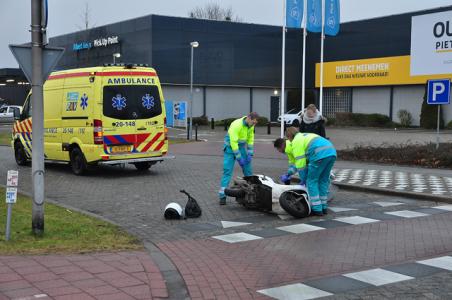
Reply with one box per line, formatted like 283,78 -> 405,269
334,182 -> 452,204
144,242 -> 190,300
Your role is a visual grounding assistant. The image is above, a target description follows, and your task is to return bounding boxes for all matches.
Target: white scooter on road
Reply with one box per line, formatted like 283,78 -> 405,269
224,174 -> 337,218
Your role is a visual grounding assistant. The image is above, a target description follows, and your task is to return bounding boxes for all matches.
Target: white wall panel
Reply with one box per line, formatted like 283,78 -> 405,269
392,86 -> 424,126
352,87 -> 391,116
162,85 -> 204,117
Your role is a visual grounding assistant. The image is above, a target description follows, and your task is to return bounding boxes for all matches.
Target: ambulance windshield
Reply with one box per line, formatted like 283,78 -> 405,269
103,85 -> 162,120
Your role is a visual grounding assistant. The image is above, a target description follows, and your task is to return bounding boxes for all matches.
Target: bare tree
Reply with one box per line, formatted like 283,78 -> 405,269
189,3 -> 243,22
77,2 -> 96,31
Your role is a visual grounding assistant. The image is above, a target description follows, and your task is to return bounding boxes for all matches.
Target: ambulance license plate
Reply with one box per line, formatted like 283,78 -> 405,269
111,145 -> 132,153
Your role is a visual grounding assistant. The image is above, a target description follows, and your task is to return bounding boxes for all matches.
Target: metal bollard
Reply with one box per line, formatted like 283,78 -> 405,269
187,122 -> 190,140
211,118 -> 215,130
267,122 -> 271,135
195,124 -> 198,141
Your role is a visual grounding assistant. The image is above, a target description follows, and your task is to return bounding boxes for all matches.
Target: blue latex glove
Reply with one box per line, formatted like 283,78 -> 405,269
246,154 -> 253,164
237,157 -> 247,167
280,174 -> 291,183
247,149 -> 254,157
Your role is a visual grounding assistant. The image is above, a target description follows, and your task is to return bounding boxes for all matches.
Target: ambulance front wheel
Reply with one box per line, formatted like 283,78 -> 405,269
14,141 -> 28,166
70,147 -> 87,175
133,161 -> 154,171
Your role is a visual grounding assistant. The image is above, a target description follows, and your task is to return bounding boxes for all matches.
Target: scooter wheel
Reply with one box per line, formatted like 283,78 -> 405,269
224,187 -> 245,198
279,191 -> 310,218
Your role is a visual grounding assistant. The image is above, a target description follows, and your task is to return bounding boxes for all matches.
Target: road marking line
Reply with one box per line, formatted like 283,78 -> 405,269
212,232 -> 262,243
344,268 -> 413,286
334,216 -> 380,225
258,283 -> 333,300
385,210 -> 429,218
277,223 -> 325,234
417,256 -> 452,271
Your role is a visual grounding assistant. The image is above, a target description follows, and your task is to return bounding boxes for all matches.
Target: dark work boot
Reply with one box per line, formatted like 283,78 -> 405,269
323,208 -> 328,215
219,190 -> 226,205
311,211 -> 324,217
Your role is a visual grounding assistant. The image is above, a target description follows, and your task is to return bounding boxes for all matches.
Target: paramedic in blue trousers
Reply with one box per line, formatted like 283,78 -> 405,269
274,127 -> 336,216
219,112 -> 259,205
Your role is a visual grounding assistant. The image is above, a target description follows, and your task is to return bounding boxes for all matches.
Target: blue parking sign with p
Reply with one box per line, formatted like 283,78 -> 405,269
427,79 -> 450,105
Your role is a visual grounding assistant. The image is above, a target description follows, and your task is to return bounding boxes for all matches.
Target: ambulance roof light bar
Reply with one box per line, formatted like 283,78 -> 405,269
103,63 -> 150,68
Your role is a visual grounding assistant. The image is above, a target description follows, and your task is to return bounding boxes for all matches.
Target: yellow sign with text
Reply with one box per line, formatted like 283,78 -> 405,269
315,55 -> 452,87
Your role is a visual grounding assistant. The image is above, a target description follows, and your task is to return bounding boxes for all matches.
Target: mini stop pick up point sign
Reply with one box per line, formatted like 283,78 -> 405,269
7,170 -> 19,187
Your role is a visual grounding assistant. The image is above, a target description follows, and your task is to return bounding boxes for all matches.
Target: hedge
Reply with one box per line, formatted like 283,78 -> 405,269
335,112 -> 393,127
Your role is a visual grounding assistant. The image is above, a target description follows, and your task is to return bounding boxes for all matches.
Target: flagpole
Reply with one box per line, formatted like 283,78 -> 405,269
319,0 -> 325,115
301,0 -> 307,111
280,0 -> 286,138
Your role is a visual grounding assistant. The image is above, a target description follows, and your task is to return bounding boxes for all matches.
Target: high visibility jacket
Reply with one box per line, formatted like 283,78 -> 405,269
224,117 -> 255,158
285,140 -> 297,175
291,132 -> 336,182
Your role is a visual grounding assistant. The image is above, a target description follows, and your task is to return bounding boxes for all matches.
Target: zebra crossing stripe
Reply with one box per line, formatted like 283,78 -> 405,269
212,205 -> 452,244
258,283 -> 333,300
277,224 -> 325,234
384,210 -> 429,218
258,255 -> 452,299
343,268 -> 413,286
417,256 -> 452,271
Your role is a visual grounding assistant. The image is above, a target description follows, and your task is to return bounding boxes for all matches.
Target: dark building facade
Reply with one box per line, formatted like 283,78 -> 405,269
2,6 -> 451,123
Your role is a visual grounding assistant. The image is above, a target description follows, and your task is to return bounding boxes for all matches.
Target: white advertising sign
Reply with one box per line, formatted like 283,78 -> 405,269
410,10 -> 452,76
7,170 -> 19,187
173,101 -> 187,128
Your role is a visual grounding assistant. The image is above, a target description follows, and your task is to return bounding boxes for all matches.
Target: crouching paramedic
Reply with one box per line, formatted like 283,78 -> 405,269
219,112 -> 259,205
274,138 -> 297,185
286,130 -> 336,216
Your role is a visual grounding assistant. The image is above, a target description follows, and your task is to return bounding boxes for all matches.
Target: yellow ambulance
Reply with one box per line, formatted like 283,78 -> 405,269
12,64 -> 171,175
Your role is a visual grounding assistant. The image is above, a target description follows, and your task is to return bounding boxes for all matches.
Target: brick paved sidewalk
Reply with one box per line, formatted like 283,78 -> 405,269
0,251 -> 167,300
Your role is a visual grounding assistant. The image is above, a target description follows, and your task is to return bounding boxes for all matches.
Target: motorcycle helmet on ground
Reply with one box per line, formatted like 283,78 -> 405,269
164,202 -> 185,219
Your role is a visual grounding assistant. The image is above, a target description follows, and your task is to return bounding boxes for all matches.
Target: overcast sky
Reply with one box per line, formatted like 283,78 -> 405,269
1,0 -> 451,68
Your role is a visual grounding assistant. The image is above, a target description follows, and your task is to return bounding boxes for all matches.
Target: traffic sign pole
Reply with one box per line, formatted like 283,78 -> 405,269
436,105 -> 440,150
427,79 -> 450,150
31,0 -> 45,235
5,203 -> 13,241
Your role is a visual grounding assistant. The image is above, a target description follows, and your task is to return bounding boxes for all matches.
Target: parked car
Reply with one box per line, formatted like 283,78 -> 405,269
0,105 -> 22,123
277,109 -> 303,127
0,98 -> 8,108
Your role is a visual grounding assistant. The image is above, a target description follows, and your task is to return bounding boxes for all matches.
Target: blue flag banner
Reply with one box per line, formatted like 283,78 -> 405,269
286,0 -> 303,28
324,0 -> 340,36
307,0 -> 322,32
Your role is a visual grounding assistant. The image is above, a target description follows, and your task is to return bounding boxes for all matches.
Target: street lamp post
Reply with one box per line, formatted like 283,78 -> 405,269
113,53 -> 121,64
189,41 -> 199,140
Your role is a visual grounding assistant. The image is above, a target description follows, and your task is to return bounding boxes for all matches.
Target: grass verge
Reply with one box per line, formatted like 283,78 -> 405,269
0,187 -> 142,255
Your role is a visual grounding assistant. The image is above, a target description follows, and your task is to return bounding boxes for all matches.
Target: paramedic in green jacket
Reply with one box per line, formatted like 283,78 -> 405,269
275,139 -> 296,185
274,130 -> 336,216
219,112 -> 259,205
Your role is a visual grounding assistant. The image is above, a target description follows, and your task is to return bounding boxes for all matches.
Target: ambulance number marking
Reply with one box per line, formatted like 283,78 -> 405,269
63,128 -> 74,134
112,121 -> 136,127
